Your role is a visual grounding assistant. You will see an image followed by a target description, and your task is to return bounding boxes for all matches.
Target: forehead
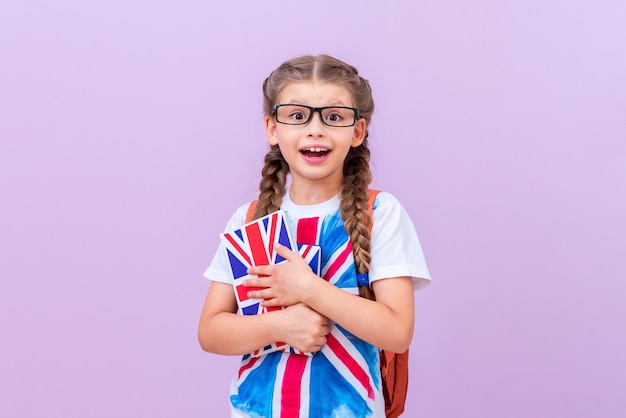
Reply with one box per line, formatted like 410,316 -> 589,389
277,81 -> 354,106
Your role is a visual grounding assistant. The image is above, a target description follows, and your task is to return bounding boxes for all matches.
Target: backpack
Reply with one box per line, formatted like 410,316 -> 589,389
245,190 -> 409,418
361,189 -> 409,418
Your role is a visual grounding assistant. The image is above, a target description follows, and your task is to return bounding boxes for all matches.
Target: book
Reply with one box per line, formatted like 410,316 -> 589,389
220,210 -> 321,357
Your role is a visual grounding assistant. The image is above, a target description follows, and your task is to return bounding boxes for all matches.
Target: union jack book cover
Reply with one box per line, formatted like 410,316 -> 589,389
220,210 -> 322,357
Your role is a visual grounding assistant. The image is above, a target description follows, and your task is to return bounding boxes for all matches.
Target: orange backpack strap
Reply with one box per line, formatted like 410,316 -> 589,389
366,189 -> 380,226
362,189 -> 409,418
245,200 -> 258,224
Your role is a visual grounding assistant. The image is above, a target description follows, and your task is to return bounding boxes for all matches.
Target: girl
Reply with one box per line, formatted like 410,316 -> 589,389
198,54 -> 431,418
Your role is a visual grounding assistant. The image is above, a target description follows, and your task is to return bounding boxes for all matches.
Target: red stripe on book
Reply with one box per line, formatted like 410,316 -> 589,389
281,355 -> 308,418
235,284 -> 264,303
326,333 -> 375,399
297,217 -> 319,244
268,213 -> 278,260
245,222 -> 270,266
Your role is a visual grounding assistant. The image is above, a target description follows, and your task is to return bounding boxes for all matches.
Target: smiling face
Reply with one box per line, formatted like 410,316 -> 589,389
265,81 -> 366,201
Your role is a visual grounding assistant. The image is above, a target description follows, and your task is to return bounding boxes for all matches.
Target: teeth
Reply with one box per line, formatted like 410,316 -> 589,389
303,147 -> 328,152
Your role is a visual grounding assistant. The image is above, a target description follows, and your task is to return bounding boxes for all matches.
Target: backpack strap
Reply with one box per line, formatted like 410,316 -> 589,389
367,189 -> 381,221
245,200 -> 258,224
358,190 -> 409,417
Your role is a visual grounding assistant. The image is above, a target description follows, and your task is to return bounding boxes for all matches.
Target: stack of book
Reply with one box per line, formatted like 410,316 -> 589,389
221,210 -> 321,357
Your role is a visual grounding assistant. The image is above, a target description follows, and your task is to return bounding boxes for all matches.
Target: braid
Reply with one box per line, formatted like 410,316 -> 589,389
260,54 -> 376,298
339,140 -> 375,299
254,145 -> 289,220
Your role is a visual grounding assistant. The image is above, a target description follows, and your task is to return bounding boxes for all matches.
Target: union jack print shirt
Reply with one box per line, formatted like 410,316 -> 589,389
205,191 -> 431,418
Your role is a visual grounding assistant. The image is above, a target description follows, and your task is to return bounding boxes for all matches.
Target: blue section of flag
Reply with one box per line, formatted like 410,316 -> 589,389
227,248 -> 248,279
320,212 -> 347,264
276,220 -> 291,263
242,303 -> 260,316
232,353 -> 282,417
320,211 -> 358,289
310,352 -> 372,417
310,251 -> 320,273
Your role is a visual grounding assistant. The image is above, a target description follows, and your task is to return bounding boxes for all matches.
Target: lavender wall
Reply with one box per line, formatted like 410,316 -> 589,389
1,1 -> 624,417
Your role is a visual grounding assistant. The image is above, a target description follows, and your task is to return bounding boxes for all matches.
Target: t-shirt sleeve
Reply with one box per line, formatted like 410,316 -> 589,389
203,203 -> 250,284
368,192 -> 432,291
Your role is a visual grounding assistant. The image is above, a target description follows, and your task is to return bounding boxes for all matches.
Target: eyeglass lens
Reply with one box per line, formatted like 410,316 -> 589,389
276,105 -> 356,127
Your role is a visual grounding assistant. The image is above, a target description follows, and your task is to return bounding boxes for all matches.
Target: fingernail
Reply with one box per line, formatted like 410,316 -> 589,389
274,242 -> 282,249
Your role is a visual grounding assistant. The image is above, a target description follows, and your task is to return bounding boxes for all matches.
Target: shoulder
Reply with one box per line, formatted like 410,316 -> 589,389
370,191 -> 418,236
368,191 -> 432,288
221,201 -> 254,232
371,191 -> 407,215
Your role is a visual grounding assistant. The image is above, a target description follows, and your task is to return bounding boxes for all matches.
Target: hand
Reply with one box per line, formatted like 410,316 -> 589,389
246,243 -> 318,307
275,303 -> 330,353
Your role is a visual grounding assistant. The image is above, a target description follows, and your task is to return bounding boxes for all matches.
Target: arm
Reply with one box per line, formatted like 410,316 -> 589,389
246,244 -> 415,353
197,280 -> 330,355
305,273 -> 414,353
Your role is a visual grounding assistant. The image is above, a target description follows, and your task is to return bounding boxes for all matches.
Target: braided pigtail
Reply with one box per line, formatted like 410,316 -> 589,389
260,54 -> 376,299
340,141 -> 375,300
253,145 -> 289,220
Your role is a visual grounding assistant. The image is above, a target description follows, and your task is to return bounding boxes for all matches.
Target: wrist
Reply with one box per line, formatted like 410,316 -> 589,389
265,309 -> 286,343
299,274 -> 325,307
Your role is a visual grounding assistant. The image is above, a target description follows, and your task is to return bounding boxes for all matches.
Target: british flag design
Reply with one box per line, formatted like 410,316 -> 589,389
221,210 -> 322,358
230,210 -> 383,418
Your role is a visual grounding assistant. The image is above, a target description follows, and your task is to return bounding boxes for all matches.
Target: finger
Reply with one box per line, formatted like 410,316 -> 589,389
260,297 -> 281,307
247,289 -> 272,300
247,265 -> 272,276
274,242 -> 300,262
244,276 -> 271,288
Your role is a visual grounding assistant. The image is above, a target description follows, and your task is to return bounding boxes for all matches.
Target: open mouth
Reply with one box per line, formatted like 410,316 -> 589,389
300,147 -> 330,158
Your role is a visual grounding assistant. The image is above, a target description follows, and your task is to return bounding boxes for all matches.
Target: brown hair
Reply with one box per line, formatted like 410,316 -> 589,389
255,54 -> 375,297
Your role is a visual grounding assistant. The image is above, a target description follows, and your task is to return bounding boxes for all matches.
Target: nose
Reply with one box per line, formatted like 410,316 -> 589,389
306,110 -> 326,137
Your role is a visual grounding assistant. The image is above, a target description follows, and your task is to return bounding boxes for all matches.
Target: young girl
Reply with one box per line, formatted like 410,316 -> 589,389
198,54 -> 431,418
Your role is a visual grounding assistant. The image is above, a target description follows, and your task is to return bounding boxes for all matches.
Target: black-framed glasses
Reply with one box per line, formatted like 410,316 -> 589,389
273,104 -> 360,127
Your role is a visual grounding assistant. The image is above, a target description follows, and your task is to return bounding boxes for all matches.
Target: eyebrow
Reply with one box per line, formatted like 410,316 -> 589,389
282,99 -> 352,107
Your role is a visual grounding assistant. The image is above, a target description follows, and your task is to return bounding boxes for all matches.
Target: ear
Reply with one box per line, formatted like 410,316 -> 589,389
265,115 -> 279,146
351,118 -> 367,147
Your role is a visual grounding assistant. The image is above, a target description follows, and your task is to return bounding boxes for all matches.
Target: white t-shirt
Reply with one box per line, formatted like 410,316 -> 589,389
205,190 -> 431,290
205,190 -> 431,417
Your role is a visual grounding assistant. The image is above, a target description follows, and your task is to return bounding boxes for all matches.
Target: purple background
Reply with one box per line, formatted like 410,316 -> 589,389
1,1 -> 624,417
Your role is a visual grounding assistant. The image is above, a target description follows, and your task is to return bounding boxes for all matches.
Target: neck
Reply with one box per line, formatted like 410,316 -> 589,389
289,179 -> 342,205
